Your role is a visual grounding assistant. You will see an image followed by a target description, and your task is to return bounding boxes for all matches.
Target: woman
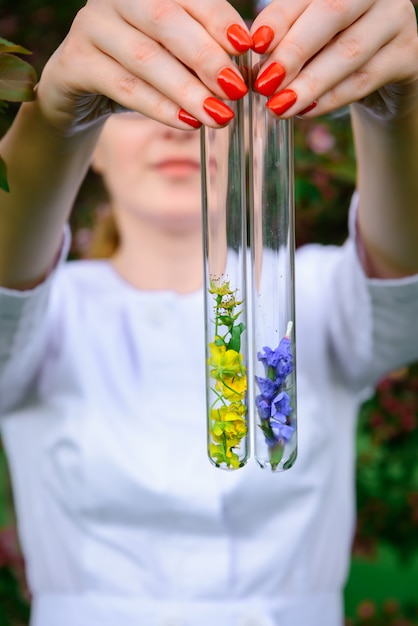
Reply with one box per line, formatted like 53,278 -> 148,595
0,0 -> 418,625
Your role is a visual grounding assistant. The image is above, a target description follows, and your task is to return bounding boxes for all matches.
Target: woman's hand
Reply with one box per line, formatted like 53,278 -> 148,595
251,0 -> 418,120
36,0 -> 252,135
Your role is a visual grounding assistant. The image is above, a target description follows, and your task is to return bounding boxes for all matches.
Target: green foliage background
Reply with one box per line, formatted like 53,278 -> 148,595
0,2 -> 417,625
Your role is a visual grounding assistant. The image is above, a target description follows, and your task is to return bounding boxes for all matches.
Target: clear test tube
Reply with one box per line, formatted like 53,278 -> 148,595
248,60 -> 297,472
201,69 -> 250,470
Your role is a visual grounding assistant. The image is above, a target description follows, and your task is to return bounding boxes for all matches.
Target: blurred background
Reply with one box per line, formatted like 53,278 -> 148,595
0,1 -> 417,625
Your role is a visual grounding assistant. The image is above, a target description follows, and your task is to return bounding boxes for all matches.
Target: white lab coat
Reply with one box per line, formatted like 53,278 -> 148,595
1,200 -> 418,626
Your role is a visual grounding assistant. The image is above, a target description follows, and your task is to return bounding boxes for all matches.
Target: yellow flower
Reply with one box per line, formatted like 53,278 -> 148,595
215,374 -> 247,400
207,276 -> 247,469
208,343 -> 244,380
208,277 -> 233,297
209,442 -> 241,469
209,443 -> 222,459
225,419 -> 247,440
210,405 -> 248,442
225,451 -> 241,469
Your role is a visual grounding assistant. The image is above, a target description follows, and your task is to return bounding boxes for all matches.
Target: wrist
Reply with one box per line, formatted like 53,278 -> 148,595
351,79 -> 418,127
33,77 -> 109,141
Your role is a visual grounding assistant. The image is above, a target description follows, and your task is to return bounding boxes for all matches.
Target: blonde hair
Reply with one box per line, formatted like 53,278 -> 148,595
87,206 -> 120,259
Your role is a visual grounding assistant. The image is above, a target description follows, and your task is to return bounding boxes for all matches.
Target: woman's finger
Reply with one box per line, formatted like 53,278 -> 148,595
312,37 -> 418,119
252,0 -> 376,88
111,0 -> 252,115
251,0 -> 307,55
150,0 -> 253,57
39,0 -> 254,131
252,0 -> 418,117
89,18 -> 225,126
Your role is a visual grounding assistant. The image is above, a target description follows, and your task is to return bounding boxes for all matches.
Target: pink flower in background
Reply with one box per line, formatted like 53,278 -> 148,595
306,124 -> 336,154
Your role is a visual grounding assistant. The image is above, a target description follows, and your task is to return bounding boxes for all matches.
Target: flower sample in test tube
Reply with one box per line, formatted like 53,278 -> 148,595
248,68 -> 297,472
201,90 -> 250,470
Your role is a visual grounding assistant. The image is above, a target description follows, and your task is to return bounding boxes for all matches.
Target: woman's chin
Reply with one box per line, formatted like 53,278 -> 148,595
159,213 -> 202,235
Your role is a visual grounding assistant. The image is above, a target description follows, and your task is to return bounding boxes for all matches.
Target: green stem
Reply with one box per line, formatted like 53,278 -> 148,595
210,386 -> 228,410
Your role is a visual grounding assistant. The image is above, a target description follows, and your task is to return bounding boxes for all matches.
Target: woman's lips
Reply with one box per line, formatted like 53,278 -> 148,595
153,159 -> 201,177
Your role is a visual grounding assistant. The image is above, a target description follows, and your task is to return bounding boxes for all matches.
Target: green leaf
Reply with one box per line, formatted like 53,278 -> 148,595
0,156 -> 9,193
227,322 -> 245,352
283,447 -> 297,470
270,442 -> 284,471
228,327 -> 241,352
0,36 -> 32,55
0,53 -> 37,102
218,315 -> 233,328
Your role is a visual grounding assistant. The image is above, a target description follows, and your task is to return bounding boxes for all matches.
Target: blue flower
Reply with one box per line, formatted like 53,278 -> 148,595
271,390 -> 292,422
255,376 -> 279,400
255,327 -> 295,454
257,345 -> 278,368
257,336 -> 293,381
270,421 -> 294,443
255,396 -> 271,419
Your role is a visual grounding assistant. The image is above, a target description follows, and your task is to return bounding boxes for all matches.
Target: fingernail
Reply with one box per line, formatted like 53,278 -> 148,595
178,108 -> 202,129
266,89 -> 298,116
227,24 -> 253,53
203,97 -> 235,125
297,101 -> 318,116
254,62 -> 286,97
252,25 -> 274,54
217,68 -> 248,100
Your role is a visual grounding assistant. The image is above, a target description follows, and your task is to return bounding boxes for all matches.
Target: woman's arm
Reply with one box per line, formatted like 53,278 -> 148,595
351,90 -> 418,278
252,0 -> 418,278
0,0 -> 250,290
0,101 -> 101,289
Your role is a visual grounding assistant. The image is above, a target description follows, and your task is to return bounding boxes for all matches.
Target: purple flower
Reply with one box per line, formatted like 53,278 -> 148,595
255,376 -> 279,400
256,330 -> 295,452
271,391 -> 292,422
257,345 -> 278,368
257,336 -> 293,381
255,396 -> 271,419
270,422 -> 294,443
268,391 -> 294,443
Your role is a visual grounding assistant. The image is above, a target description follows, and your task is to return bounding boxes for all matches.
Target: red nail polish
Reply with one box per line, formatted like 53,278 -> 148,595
227,24 -> 253,53
266,89 -> 298,116
217,68 -> 248,100
203,97 -> 234,125
254,62 -> 286,97
252,25 -> 274,54
178,108 -> 202,129
298,101 -> 318,116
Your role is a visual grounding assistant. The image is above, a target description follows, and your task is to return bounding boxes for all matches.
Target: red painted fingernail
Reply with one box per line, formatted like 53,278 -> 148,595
252,25 -> 274,54
227,24 -> 253,53
266,89 -> 298,116
203,97 -> 235,125
254,62 -> 286,97
178,108 -> 202,129
298,101 -> 318,116
217,68 -> 248,100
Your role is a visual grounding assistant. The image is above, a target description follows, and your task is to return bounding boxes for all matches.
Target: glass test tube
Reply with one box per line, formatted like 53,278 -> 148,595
248,62 -> 297,472
201,73 -> 250,470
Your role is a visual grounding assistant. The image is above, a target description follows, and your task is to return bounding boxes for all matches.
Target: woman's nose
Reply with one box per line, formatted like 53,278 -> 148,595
162,124 -> 200,142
